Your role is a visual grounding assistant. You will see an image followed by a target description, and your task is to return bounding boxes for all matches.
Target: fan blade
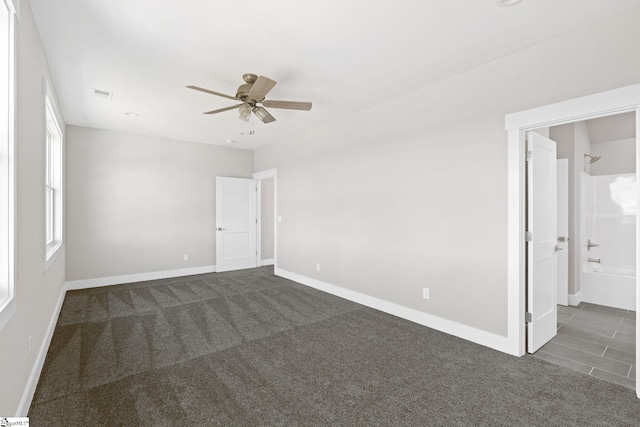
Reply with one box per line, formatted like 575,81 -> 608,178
262,100 -> 312,111
187,85 -> 238,101
203,104 -> 243,115
248,76 -> 277,101
253,106 -> 276,124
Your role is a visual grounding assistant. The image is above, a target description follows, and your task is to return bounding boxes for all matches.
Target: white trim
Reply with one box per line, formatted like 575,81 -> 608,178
65,265 -> 216,291
0,297 -> 15,333
506,127 -> 526,356
567,291 -> 583,307
260,258 -> 275,266
256,179 -> 262,266
505,84 -> 640,131
43,79 -> 65,272
4,0 -> 19,21
0,0 -> 16,334
44,243 -> 63,271
636,109 -> 640,399
275,268 -> 514,355
253,169 -> 277,270
16,283 -> 67,417
252,168 -> 277,180
505,82 -> 640,398
42,78 -> 65,127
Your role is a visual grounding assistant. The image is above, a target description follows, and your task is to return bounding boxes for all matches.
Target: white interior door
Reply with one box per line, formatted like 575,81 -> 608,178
556,159 -> 569,306
527,132 -> 558,353
216,177 -> 257,272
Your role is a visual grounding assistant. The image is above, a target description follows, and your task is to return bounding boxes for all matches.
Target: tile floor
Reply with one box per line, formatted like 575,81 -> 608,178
533,302 -> 636,390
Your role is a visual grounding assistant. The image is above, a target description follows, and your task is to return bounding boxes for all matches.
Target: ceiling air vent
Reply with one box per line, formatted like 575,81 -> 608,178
92,88 -> 113,100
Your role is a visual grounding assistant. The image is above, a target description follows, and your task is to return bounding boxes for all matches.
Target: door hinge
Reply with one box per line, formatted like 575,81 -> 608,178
526,150 -> 532,161
525,312 -> 532,323
525,231 -> 533,242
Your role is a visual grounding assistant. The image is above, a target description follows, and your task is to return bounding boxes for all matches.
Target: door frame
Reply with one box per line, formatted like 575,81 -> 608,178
556,158 -> 569,307
505,83 -> 640,398
253,168 -> 278,268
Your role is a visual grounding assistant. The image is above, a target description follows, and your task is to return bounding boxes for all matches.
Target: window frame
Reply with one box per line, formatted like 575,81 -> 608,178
0,0 -> 18,333
44,86 -> 64,271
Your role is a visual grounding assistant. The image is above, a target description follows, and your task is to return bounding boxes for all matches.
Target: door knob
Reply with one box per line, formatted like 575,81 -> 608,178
554,245 -> 564,253
216,227 -> 226,231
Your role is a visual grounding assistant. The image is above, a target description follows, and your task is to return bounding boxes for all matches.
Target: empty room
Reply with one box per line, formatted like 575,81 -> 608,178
1,0 -> 640,425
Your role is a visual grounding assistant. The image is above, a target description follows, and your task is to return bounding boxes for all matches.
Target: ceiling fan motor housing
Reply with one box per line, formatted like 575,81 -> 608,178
237,73 -> 260,101
236,83 -> 253,101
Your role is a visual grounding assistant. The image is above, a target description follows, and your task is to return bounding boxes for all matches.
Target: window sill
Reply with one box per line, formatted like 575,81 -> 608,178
0,295 -> 16,333
45,242 -> 63,272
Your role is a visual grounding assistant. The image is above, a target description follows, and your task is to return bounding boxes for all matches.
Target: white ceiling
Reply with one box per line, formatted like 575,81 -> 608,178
29,0 -> 640,150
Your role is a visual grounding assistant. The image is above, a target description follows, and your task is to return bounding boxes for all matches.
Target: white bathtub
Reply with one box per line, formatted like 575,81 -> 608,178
581,265 -> 636,310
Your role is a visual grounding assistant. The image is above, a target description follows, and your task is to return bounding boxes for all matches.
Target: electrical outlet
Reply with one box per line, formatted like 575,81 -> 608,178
183,254 -> 188,261
28,336 -> 32,359
316,263 -> 320,271
423,288 -> 430,300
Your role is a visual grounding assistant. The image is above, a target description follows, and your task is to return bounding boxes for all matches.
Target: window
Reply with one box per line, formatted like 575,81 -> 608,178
44,94 -> 63,268
0,0 -> 16,332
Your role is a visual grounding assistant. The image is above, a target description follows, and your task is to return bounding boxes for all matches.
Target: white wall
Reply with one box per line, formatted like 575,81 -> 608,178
591,137 -> 636,175
65,126 -> 253,281
254,7 -> 640,338
0,1 -> 66,415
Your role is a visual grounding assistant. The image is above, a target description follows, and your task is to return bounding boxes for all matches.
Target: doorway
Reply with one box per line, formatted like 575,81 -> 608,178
214,169 -> 277,272
530,114 -> 637,390
505,83 -> 640,398
253,168 -> 277,269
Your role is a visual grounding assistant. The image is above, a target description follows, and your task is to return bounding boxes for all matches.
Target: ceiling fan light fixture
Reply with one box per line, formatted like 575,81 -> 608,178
252,106 -> 270,121
238,103 -> 251,122
497,0 -> 523,7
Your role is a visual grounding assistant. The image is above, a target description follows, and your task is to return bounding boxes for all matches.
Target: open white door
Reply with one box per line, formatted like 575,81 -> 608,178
527,132 -> 558,353
216,177 -> 257,272
556,159 -> 569,306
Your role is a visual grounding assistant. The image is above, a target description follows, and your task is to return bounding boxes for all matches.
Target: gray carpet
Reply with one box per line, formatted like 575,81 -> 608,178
29,267 -> 640,426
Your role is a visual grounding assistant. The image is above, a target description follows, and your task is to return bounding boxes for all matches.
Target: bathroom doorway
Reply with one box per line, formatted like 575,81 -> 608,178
505,83 -> 640,398
531,112 -> 637,390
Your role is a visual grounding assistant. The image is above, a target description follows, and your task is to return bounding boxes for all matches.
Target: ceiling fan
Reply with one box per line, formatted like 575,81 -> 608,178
187,73 -> 312,124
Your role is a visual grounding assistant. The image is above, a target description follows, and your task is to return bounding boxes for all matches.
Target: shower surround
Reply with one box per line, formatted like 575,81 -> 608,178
580,172 -> 637,310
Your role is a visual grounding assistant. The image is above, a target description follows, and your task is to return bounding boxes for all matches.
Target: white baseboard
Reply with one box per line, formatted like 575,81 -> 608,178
261,259 -> 275,266
16,284 -> 67,417
275,268 -> 513,355
65,265 -> 217,290
568,291 -> 583,307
